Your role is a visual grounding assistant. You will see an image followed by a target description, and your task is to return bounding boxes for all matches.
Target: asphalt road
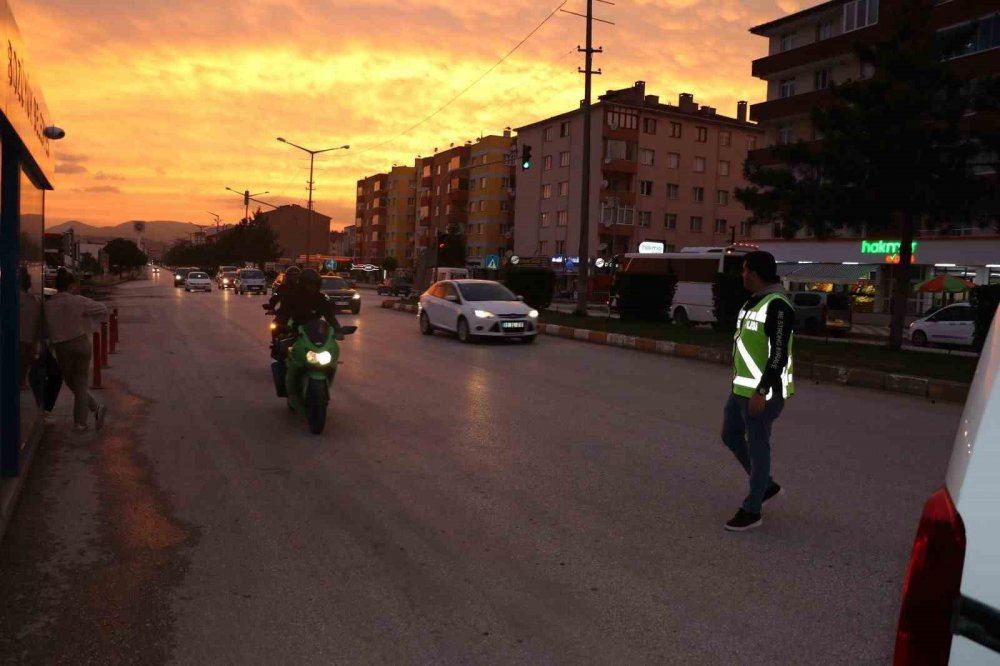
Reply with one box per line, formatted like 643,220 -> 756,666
0,273 -> 965,665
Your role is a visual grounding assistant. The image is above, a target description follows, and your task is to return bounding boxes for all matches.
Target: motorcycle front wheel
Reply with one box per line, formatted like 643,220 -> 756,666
305,377 -> 329,434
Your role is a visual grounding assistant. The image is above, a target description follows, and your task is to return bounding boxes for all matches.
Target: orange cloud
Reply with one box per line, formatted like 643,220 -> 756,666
14,0 -> 779,229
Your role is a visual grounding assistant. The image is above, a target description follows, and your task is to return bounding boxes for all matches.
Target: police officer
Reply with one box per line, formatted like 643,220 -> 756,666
722,251 -> 795,532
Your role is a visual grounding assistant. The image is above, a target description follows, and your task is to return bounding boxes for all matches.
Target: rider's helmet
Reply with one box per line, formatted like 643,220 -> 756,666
283,265 -> 301,288
299,268 -> 321,293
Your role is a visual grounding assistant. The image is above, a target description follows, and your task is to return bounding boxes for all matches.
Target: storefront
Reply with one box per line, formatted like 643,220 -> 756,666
757,237 -> 1000,318
0,0 -> 57,479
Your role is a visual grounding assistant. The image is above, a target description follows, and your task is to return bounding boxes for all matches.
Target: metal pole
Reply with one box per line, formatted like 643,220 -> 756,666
307,152 -> 315,267
575,0 -> 595,316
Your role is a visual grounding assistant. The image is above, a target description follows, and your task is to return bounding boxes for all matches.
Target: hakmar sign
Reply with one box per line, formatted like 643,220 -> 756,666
861,240 -> 918,264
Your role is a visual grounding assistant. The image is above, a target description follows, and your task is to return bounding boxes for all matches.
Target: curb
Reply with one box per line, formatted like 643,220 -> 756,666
378,301 -> 969,403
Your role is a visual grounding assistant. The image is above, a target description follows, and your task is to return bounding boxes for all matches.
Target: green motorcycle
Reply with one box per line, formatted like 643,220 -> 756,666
270,315 -> 357,434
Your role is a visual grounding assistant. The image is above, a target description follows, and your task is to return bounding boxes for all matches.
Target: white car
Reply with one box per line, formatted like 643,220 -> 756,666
893,305 -> 1000,664
418,279 -> 539,343
184,271 -> 212,292
908,302 -> 976,348
235,269 -> 267,295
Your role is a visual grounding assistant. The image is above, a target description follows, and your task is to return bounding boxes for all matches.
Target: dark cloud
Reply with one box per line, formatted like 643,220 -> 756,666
56,163 -> 88,174
56,152 -> 88,163
95,171 -> 126,181
75,186 -> 122,194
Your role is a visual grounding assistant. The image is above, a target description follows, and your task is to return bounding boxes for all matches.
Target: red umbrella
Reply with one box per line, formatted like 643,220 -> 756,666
915,275 -> 975,293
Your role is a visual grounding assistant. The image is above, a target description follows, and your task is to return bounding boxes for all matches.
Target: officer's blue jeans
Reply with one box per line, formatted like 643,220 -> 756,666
722,392 -> 785,514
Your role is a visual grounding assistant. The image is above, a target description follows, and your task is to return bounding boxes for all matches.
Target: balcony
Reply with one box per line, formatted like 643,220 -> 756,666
421,175 -> 433,188
752,24 -> 887,79
602,158 -> 638,175
447,209 -> 468,225
603,125 -> 640,142
750,88 -> 833,123
420,195 -> 431,207
600,189 -> 636,207
446,188 -> 469,204
419,216 -> 431,227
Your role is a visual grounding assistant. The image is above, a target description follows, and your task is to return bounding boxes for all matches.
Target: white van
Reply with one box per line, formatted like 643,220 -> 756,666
893,305 -> 1000,664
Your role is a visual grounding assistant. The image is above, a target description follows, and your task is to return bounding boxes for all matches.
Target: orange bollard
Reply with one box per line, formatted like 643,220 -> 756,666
100,321 -> 109,368
91,332 -> 103,389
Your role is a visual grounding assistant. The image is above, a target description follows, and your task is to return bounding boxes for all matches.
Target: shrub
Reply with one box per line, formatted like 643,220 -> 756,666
712,272 -> 751,331
970,285 -> 1000,350
504,267 -> 554,310
616,272 -> 678,322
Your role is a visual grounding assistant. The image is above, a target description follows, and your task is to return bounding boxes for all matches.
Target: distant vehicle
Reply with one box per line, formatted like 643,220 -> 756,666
320,276 -> 361,314
235,269 -> 267,295
419,279 -> 538,344
184,271 -> 212,292
217,265 -> 238,279
376,278 -> 413,297
789,291 -> 852,334
218,272 -> 238,290
892,303 -> 1000,664
174,267 -> 195,288
610,245 -> 757,324
908,302 -> 976,348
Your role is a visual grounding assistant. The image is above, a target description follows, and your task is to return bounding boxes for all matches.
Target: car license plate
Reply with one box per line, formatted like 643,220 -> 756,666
501,321 -> 525,331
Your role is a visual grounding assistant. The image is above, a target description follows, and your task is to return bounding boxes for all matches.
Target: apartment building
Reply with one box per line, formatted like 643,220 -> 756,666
255,204 -> 332,263
355,173 -> 388,264
385,165 -> 417,265
466,133 -> 516,268
513,81 -> 763,269
413,144 -> 472,260
747,0 -> 1000,314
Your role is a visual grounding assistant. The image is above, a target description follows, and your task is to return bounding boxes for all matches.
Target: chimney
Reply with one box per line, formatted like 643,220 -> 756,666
701,106 -> 716,116
644,95 -> 659,106
634,80 -> 646,100
678,93 -> 696,112
503,129 -> 511,138
737,100 -> 748,123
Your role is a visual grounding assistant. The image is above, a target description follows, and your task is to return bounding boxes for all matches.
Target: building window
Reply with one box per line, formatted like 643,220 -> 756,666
539,240 -> 549,254
500,200 -> 510,212
480,201 -> 487,212
717,190 -> 729,205
814,68 -> 831,90
469,179 -> 476,192
544,155 -> 553,170
434,205 -> 440,216
436,185 -> 442,196
557,210 -> 568,226
719,160 -> 731,176
779,78 -> 797,98
543,184 -> 552,199
544,126 -> 554,141
643,118 -> 657,134
560,151 -> 570,167
696,127 -> 708,142
740,221 -> 751,237
501,176 -> 511,188
720,131 -> 731,147
747,136 -> 758,150
444,205 -> 450,215
665,213 -> 677,230
844,0 -> 878,33
559,181 -> 569,197
715,219 -> 728,234
640,180 -> 654,196
560,121 -> 571,137
859,61 -> 875,79
638,211 -> 652,227
540,212 -> 550,227
777,126 -> 795,145
606,106 -> 639,130
690,216 -> 703,232
667,183 -> 680,200
556,240 -> 566,255
692,186 -> 705,202
667,152 -> 680,169
780,32 -> 797,52
640,148 -> 656,166
693,157 -> 706,173
939,15 -> 1000,60
670,122 -> 682,138
817,19 -> 834,40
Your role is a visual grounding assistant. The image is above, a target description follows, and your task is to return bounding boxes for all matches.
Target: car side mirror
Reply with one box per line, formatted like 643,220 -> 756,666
517,295 -> 524,301
446,295 -> 459,303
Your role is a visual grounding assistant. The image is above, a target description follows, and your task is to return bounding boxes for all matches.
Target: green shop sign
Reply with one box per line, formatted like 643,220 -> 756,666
861,240 -> 918,255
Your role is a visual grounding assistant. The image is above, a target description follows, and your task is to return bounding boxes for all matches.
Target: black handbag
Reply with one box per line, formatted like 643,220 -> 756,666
28,346 -> 63,412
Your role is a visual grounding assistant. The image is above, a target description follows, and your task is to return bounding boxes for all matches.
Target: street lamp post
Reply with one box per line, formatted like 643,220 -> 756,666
277,138 -> 349,266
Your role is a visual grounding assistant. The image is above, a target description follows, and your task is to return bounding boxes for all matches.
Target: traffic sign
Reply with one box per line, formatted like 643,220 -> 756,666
485,254 -> 500,270
564,259 -> 575,270
595,258 -> 606,268
511,255 -> 520,265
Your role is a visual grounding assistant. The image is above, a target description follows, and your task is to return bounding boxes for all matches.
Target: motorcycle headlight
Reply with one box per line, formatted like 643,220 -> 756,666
528,310 -> 539,318
306,350 -> 333,366
352,293 -> 361,299
474,309 -> 496,319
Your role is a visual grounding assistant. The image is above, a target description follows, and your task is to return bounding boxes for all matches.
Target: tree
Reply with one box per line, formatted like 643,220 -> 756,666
381,256 -> 399,275
736,3 -> 1000,349
104,238 -> 148,277
79,252 -> 102,276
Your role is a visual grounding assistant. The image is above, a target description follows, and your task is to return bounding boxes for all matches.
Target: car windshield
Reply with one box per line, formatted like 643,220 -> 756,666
322,278 -> 349,290
241,270 -> 263,279
189,272 -> 207,279
457,282 -> 517,302
223,272 -> 237,278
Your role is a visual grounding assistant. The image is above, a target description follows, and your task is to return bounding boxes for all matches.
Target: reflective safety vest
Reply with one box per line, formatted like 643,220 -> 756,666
732,292 -> 795,400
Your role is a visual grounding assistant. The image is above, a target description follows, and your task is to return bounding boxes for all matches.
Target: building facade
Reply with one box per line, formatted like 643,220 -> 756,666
513,82 -> 763,276
354,172 -> 388,265
386,166 -> 416,266
466,133 -> 516,269
413,144 -> 472,261
747,0 -> 1000,315
256,203 -> 332,263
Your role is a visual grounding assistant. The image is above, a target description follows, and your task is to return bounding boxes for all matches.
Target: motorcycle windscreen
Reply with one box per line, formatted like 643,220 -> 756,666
301,319 -> 331,347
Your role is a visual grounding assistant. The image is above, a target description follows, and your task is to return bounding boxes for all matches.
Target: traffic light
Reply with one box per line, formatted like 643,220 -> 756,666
521,144 -> 532,170
243,190 -> 250,206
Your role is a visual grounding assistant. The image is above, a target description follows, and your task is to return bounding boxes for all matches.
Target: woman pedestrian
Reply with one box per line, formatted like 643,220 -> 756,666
45,268 -> 108,431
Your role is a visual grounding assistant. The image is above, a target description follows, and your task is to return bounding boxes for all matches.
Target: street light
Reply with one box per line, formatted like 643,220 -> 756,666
276,137 -> 349,265
225,187 -> 268,228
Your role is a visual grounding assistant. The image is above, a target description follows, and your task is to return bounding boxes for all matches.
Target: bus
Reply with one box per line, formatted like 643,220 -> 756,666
611,244 -> 757,324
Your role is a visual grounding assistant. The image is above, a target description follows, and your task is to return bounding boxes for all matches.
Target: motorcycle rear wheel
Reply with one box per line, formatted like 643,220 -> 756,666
306,378 -> 329,434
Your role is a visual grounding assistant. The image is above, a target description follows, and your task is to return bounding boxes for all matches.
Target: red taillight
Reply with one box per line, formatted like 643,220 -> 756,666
893,486 -> 966,666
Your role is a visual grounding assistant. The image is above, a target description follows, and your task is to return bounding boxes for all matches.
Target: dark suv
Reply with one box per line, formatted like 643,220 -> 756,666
376,278 -> 413,297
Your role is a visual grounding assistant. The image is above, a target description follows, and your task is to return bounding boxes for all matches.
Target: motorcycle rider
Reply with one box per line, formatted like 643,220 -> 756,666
267,265 -> 301,311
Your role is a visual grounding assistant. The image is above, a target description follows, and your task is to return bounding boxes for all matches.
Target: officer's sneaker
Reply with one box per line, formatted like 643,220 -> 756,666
725,509 -> 762,532
763,482 -> 783,504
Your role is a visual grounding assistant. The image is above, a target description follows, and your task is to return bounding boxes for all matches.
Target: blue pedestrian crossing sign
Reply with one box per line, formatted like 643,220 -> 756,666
485,255 -> 500,270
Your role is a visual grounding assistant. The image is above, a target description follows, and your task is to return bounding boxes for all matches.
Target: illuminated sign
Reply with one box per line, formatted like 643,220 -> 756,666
351,263 -> 379,272
861,240 -> 918,255
639,241 -> 665,254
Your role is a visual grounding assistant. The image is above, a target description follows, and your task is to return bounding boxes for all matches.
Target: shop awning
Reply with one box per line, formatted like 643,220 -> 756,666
777,263 -> 880,283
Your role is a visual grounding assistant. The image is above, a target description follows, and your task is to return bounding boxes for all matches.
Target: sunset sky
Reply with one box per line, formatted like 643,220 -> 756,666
14,0 -> 804,231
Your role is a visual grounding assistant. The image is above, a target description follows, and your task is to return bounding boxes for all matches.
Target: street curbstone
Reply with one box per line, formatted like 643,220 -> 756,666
885,374 -> 930,397
557,326 -> 575,339
813,364 -> 849,384
574,328 -> 591,341
795,362 -> 815,379
674,344 -> 701,360
927,380 -> 970,403
589,331 -> 609,344
655,340 -> 676,355
635,338 -> 657,353
845,368 -> 886,390
697,348 -> 724,365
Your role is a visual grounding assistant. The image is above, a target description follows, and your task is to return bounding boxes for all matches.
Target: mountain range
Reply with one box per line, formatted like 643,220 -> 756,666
47,220 -> 209,243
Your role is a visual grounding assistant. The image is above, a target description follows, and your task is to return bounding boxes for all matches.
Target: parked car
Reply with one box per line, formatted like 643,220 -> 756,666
184,271 -> 212,292
173,267 -> 195,288
789,291 -> 852,334
892,304 -> 1000,664
376,278 -> 413,297
218,271 -> 238,290
908,302 -> 976,348
418,279 -> 538,344
235,269 -> 267,295
319,276 -> 361,314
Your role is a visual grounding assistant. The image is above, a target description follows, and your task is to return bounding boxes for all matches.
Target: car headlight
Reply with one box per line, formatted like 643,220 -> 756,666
306,350 -> 333,366
352,293 -> 361,300
528,310 -> 539,318
474,309 -> 496,318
